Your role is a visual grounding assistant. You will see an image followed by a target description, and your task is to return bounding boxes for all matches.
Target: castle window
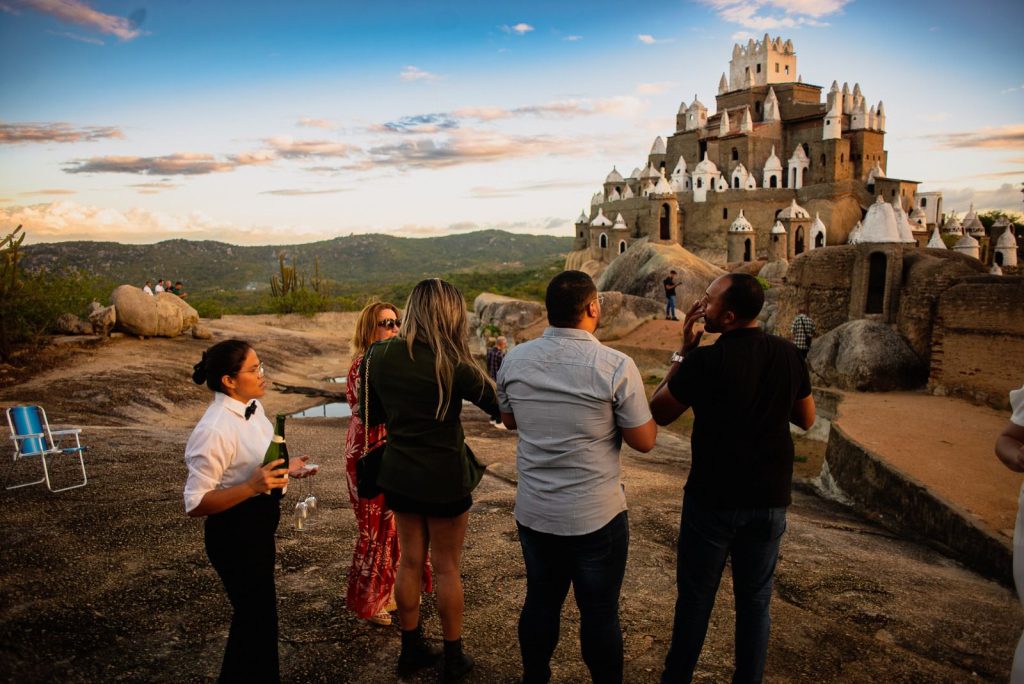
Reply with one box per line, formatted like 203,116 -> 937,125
774,63 -> 779,73
616,186 -> 621,194
820,154 -> 826,167
840,153 -> 845,164
785,65 -> 790,75
697,178 -> 703,188
744,238 -> 752,261
756,63 -> 762,73
921,198 -> 927,207
600,233 -> 608,249
866,252 -> 887,314
802,143 -> 809,156
770,175 -> 778,188
755,101 -> 761,114
891,189 -> 896,197
619,240 -> 627,254
734,177 -> 741,188
723,208 -> 729,219
731,147 -> 739,161
660,203 -> 671,240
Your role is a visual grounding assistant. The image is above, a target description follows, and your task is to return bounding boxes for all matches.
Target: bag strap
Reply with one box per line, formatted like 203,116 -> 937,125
363,345 -> 373,456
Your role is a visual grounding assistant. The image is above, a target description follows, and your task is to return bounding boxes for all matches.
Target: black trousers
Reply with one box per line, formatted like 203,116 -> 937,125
205,494 -> 281,683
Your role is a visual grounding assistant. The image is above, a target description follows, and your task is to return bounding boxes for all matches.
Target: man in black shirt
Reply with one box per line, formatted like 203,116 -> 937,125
649,273 -> 815,684
664,270 -> 679,320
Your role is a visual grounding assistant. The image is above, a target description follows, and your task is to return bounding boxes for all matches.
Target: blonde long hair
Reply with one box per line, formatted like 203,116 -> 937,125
400,278 -> 493,419
351,301 -> 399,357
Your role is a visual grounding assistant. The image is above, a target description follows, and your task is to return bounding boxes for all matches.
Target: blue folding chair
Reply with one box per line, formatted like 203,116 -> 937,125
5,406 -> 88,492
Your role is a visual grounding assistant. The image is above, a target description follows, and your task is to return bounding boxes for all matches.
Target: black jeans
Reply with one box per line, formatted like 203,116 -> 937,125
661,496 -> 787,684
517,511 -> 629,684
205,494 -> 281,683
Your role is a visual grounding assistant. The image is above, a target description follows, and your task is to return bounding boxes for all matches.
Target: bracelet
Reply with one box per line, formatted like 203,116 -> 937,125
670,352 -> 685,364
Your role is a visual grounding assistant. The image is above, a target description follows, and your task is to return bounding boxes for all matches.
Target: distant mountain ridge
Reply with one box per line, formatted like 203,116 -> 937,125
22,230 -> 572,291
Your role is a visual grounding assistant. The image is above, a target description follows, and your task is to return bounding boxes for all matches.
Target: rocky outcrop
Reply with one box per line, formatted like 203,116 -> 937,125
473,293 -> 545,343
809,319 -> 927,391
88,305 -> 116,337
54,313 -> 93,335
593,291 -> 662,341
110,285 -> 199,338
595,238 -> 725,310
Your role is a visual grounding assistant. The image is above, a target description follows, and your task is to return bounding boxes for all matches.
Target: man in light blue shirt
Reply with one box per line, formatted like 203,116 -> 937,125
497,270 -> 657,684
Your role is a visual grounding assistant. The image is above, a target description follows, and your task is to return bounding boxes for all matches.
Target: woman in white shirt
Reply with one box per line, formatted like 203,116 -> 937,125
184,339 -> 308,683
996,383 -> 1024,683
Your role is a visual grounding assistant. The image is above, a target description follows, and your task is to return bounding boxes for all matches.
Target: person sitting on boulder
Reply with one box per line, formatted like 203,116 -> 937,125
172,281 -> 189,299
154,280 -> 166,294
143,280 -> 154,296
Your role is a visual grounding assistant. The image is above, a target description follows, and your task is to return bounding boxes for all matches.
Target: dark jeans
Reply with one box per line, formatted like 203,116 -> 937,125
205,494 -> 281,684
662,496 -> 787,684
517,511 -> 629,684
666,294 -> 677,318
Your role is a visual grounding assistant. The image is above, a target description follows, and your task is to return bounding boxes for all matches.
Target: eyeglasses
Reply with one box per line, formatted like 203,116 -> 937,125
239,362 -> 265,377
377,319 -> 401,329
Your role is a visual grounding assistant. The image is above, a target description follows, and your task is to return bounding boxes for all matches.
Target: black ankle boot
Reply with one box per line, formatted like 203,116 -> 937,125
397,625 -> 442,677
442,638 -> 474,682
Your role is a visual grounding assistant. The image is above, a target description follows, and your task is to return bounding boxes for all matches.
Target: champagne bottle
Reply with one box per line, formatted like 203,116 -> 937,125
262,414 -> 290,499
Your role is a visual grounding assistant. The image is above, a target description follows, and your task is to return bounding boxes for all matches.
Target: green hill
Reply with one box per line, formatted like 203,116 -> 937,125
21,230 -> 573,292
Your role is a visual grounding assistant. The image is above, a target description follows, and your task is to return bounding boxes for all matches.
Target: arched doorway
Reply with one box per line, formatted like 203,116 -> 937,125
660,203 -> 671,240
794,227 -> 805,255
618,240 -> 627,254
866,252 -> 887,314
599,233 -> 608,249
744,238 -> 752,261
814,231 -> 824,248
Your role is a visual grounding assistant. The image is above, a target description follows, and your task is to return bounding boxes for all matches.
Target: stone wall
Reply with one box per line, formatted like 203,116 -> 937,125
929,275 -> 1024,409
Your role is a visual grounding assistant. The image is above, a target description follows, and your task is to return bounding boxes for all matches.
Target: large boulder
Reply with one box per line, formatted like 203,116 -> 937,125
809,319 -> 927,392
473,293 -> 545,343
593,291 -> 662,341
111,285 -> 199,338
54,313 -> 93,335
595,238 -> 725,310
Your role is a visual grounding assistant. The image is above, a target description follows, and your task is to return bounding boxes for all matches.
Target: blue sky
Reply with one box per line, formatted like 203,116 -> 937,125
1,0 -> 1021,244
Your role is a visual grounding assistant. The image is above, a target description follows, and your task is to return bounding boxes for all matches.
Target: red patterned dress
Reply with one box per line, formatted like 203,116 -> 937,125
344,355 -> 431,618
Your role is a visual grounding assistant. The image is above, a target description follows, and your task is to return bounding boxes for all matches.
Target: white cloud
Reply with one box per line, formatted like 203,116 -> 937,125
501,23 -> 534,35
399,65 -> 441,83
564,35 -> 582,41
636,81 -> 677,95
696,0 -> 850,30
297,118 -> 337,129
934,184 -> 1024,214
1000,84 -> 1023,95
637,34 -> 657,44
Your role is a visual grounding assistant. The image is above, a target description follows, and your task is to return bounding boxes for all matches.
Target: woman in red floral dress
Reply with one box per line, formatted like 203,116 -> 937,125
344,302 -> 431,625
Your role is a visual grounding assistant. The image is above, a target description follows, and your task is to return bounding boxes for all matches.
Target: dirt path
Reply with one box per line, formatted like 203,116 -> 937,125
0,314 -> 1019,682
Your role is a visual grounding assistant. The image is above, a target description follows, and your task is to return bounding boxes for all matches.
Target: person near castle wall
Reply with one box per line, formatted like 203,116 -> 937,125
649,273 -> 815,684
994,382 -> 1024,683
143,280 -> 154,296
362,278 -> 498,682
664,270 -> 679,321
343,302 -> 432,627
790,310 -> 816,361
486,336 -> 507,428
497,270 -> 657,684
184,339 -> 315,683
154,279 -> 165,294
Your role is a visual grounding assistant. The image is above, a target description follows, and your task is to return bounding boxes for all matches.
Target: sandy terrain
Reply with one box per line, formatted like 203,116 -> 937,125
0,312 -> 1020,683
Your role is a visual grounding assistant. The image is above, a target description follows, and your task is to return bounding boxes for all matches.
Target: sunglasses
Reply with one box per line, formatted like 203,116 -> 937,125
377,318 -> 401,329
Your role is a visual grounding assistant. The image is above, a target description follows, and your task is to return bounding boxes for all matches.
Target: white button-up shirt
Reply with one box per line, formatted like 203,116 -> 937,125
183,392 -> 273,514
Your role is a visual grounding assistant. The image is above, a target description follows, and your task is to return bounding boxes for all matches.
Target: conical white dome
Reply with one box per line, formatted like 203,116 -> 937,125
729,209 -> 754,232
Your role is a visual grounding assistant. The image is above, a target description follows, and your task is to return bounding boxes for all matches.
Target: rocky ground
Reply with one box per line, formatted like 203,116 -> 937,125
0,312 -> 1019,682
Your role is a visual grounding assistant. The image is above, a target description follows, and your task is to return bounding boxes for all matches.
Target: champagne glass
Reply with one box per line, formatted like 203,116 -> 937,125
294,499 -> 308,531
304,465 -> 319,525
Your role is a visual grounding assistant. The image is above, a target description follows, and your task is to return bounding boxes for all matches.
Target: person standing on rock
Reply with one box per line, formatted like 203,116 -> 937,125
649,273 -> 815,684
486,335 -> 507,429
143,280 -> 154,295
184,339 -> 315,683
790,308 -> 816,361
664,269 -> 679,320
995,382 -> 1024,683
497,270 -> 657,684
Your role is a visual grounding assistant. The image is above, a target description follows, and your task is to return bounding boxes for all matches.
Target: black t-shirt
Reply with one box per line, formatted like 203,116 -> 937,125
663,277 -> 677,296
667,327 -> 811,508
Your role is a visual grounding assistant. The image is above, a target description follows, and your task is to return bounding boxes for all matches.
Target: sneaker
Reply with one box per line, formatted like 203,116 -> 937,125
366,611 -> 392,626
492,422 -> 507,430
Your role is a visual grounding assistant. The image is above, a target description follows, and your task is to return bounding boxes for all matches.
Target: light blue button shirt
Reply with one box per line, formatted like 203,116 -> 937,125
497,326 -> 652,536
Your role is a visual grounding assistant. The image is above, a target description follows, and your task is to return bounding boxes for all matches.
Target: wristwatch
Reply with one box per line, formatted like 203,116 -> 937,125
670,352 -> 685,364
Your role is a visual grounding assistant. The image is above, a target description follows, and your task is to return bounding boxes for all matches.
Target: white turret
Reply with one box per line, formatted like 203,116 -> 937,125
995,226 -> 1019,267
763,87 -> 780,122
729,33 -> 797,88
826,80 -> 841,113
788,145 -> 809,189
613,212 -> 628,230
590,208 -> 612,227
822,100 -> 841,140
953,232 -> 980,260
927,227 -> 947,249
762,145 -> 783,188
848,220 -> 864,244
605,167 -> 623,183
731,163 -> 750,190
607,188 -> 621,201
719,108 -> 731,137
876,101 -> 886,132
652,171 -> 674,196
856,196 -> 903,243
961,204 -> 985,237
866,162 -> 883,186
591,191 -> 604,207
576,209 -> 589,225
729,209 -> 754,232
740,107 -> 753,133
622,184 -> 634,199
850,97 -> 867,131
891,197 -> 917,243
650,136 -> 667,156
685,95 -> 708,131
691,152 -> 721,203
941,213 -> 963,235
810,213 -> 827,249
842,82 -> 853,113
719,72 -> 729,94
868,104 -> 877,130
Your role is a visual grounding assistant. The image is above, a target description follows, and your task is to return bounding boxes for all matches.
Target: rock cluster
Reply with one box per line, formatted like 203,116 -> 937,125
809,319 -> 927,391
110,285 -> 200,338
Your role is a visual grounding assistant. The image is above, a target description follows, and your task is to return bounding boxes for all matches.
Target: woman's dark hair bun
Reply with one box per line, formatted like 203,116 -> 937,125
191,352 -> 208,385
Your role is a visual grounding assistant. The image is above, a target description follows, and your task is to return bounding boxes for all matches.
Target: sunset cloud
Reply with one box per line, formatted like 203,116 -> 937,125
264,137 -> 358,159
696,0 -> 849,29
636,81 -> 678,95
297,118 -> 337,129
7,0 -> 145,41
259,188 -> 351,196
0,121 -> 123,144
927,124 -> 1024,150
365,129 -> 591,170
63,152 -> 267,175
18,188 -> 76,196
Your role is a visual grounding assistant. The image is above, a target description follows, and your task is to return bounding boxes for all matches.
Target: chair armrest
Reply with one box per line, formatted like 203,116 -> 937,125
11,432 -> 45,440
50,428 -> 82,436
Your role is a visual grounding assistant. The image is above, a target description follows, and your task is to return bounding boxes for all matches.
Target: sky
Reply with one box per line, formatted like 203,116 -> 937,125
1,0 -> 1022,245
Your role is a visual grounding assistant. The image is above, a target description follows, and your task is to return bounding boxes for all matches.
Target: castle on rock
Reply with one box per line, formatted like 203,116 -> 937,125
567,34 -> 947,270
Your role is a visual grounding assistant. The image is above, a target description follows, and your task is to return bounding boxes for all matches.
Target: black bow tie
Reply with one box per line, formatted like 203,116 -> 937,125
244,401 -> 257,420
